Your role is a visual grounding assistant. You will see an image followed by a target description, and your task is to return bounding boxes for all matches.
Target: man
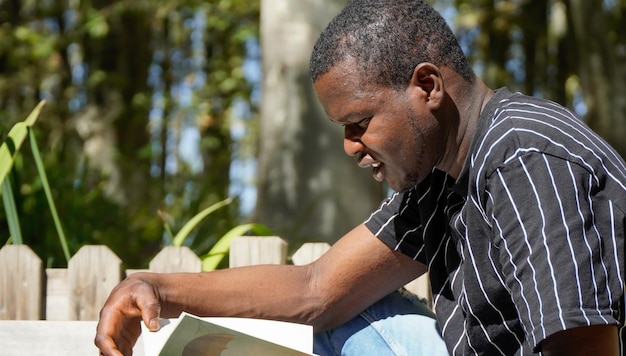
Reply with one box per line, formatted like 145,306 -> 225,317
95,0 -> 625,355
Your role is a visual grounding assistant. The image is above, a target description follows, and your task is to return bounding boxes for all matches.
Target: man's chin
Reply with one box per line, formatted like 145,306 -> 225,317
388,175 -> 421,193
388,181 -> 414,193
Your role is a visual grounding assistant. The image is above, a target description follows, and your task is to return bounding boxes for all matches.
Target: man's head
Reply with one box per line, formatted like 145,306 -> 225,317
309,0 -> 474,89
310,0 -> 480,191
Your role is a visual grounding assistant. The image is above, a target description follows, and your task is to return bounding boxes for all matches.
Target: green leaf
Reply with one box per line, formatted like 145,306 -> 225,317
158,210 -> 175,244
29,129 -> 71,263
1,176 -> 22,244
200,223 -> 272,271
172,197 -> 234,247
0,101 -> 45,190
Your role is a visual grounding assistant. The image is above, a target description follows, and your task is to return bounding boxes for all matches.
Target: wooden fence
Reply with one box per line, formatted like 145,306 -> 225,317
0,236 -> 430,355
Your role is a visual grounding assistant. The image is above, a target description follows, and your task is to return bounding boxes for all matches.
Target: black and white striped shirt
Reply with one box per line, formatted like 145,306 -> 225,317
365,88 -> 625,355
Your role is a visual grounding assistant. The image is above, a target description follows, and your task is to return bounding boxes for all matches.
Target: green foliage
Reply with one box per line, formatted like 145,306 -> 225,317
29,128 -> 71,262
0,0 -> 260,268
1,101 -> 71,262
0,103 -> 40,245
0,101 -> 44,186
201,223 -> 272,271
2,177 -> 21,244
0,102 -> 39,246
160,197 -> 273,271
169,197 -> 235,248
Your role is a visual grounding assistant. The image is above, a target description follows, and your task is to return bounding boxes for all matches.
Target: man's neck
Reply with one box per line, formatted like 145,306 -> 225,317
437,73 -> 493,179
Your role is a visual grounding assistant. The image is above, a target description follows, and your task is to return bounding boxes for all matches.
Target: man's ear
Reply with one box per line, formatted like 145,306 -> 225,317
409,62 -> 444,109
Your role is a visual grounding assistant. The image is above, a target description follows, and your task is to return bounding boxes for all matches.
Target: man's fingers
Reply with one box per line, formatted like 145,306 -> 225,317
96,304 -> 143,355
95,322 -> 139,356
94,332 -> 123,356
95,274 -> 162,355
133,283 -> 162,332
95,305 -> 126,356
140,301 -> 162,332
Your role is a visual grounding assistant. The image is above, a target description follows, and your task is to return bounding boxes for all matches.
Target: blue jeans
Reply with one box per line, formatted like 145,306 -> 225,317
313,289 -> 448,355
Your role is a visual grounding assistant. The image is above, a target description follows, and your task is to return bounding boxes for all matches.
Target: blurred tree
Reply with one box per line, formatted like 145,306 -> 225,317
255,0 -> 385,248
566,0 -> 626,154
454,0 -> 626,155
0,0 -> 259,267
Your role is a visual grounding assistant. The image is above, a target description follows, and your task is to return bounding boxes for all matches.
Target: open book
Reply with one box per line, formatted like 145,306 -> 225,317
140,312 -> 315,356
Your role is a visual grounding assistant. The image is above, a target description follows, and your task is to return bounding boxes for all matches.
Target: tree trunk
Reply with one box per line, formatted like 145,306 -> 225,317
256,0 -> 385,248
566,0 -> 626,156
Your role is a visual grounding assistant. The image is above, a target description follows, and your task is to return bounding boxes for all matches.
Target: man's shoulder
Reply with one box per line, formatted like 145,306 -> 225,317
478,88 -> 586,149
490,89 -> 577,125
469,89 -> 602,176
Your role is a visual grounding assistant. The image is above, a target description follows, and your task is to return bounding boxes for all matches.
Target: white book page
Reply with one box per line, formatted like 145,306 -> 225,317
140,312 -> 314,356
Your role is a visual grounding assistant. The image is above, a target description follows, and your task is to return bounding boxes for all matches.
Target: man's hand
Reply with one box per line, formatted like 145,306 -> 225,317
540,324 -> 619,356
94,273 -> 163,356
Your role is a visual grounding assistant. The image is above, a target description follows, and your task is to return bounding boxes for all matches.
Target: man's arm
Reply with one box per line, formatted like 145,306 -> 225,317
540,324 -> 619,356
95,223 -> 426,355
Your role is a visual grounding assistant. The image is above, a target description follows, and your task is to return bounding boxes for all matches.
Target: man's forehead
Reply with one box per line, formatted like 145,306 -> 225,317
314,72 -> 385,125
314,67 -> 364,102
317,60 -> 375,96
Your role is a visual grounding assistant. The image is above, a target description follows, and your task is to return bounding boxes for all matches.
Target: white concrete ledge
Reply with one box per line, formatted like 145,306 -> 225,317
0,320 -> 144,356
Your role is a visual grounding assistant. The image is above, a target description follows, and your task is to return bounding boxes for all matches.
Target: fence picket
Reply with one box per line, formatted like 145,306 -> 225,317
45,268 -> 69,321
229,236 -> 287,267
149,246 -> 202,273
0,245 -> 42,320
68,245 -> 121,320
291,242 -> 331,265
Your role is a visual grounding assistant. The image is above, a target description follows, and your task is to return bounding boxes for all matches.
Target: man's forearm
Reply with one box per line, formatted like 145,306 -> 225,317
149,264 -> 324,326
134,225 -> 425,332
540,324 -> 619,355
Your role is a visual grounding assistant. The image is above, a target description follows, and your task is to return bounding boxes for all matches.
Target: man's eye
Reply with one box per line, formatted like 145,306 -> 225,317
356,117 -> 372,128
341,117 -> 371,129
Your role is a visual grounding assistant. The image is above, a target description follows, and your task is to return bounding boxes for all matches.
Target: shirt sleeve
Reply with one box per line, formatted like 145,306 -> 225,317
485,151 -> 623,350
364,188 -> 424,260
364,171 -> 452,263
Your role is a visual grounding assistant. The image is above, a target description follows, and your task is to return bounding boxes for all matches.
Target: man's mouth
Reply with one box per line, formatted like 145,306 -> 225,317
357,153 -> 381,168
371,161 -> 384,182
357,154 -> 385,181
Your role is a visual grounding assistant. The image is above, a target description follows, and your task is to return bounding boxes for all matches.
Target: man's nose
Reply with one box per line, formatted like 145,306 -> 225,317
343,125 -> 365,156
